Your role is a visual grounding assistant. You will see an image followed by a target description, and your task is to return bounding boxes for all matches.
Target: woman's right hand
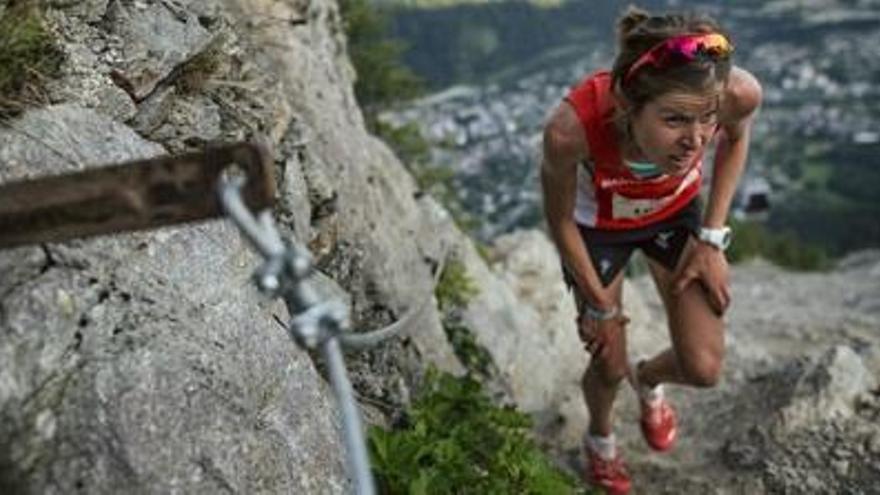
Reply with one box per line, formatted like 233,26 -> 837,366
578,312 -> 630,359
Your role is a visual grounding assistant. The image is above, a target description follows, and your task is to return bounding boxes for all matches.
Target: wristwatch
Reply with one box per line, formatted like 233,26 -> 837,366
698,226 -> 732,251
581,301 -> 620,321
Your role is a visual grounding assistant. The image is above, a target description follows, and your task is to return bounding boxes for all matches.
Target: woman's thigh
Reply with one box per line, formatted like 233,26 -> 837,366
645,239 -> 725,364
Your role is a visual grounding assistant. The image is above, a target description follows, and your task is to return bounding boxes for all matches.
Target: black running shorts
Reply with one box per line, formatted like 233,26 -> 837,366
563,198 -> 702,288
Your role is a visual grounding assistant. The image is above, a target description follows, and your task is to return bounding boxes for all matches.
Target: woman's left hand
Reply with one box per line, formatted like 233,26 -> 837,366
673,241 -> 731,315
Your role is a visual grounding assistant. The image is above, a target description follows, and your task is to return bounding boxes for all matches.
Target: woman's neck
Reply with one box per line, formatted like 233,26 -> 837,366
619,138 -> 648,163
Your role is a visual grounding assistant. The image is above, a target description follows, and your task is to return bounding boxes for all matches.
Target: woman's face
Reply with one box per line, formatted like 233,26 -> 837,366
628,91 -> 720,176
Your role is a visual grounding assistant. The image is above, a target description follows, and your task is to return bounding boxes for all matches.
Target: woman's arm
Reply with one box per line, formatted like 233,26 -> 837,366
674,67 -> 763,313
704,67 -> 764,228
540,103 -> 615,311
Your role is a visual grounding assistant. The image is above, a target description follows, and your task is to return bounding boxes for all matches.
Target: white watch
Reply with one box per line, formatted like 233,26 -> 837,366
698,226 -> 732,251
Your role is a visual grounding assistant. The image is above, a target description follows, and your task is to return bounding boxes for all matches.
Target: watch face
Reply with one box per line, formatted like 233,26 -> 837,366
700,227 -> 732,250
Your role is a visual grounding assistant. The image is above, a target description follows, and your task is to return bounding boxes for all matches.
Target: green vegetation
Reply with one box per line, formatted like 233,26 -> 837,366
435,258 -> 480,312
372,118 -> 480,231
728,218 -> 830,271
443,321 -> 494,376
338,0 -> 423,123
369,259 -> 584,492
0,2 -> 63,116
415,163 -> 480,232
758,137 -> 880,259
340,0 -> 479,232
372,120 -> 431,164
368,368 -> 586,494
434,258 -> 492,375
385,0 -> 657,88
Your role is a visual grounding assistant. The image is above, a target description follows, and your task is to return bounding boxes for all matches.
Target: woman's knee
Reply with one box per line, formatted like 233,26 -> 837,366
586,354 -> 628,386
679,351 -> 723,387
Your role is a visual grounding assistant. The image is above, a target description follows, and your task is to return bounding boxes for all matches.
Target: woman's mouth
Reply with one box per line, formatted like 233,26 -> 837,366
666,154 -> 694,175
670,152 -> 694,163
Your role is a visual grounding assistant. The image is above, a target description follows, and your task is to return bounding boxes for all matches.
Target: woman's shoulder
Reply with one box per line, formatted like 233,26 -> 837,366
721,66 -> 763,122
543,100 -> 591,164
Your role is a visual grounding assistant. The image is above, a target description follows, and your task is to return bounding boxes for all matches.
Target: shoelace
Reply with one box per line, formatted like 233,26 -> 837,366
593,454 -> 627,477
644,400 -> 670,426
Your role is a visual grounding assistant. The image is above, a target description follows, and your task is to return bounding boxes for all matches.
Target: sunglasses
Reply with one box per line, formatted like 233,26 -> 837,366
624,33 -> 734,86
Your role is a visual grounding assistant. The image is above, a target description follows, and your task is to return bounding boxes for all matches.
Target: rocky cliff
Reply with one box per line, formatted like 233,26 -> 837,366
1,1 -> 878,494
0,0 -> 589,492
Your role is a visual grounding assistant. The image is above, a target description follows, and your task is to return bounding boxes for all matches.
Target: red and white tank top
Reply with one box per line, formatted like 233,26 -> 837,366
564,70 -> 706,230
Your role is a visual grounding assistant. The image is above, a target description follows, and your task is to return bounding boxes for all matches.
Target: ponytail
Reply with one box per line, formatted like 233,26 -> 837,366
617,5 -> 650,46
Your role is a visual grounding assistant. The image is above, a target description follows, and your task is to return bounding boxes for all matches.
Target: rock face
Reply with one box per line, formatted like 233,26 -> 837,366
0,0 -> 442,492
0,103 -> 349,492
2,1 -> 880,493
0,0 -> 586,492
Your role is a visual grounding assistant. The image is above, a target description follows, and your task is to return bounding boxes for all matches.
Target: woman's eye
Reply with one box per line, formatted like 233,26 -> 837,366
665,116 -> 686,125
701,112 -> 718,123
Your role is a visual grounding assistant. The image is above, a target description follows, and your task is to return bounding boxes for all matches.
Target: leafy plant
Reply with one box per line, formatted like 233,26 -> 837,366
338,0 -> 423,124
435,259 -> 479,312
433,259 -> 492,376
339,0 -> 480,233
443,321 -> 493,377
368,368 -> 585,494
373,120 -> 432,165
0,2 -> 63,116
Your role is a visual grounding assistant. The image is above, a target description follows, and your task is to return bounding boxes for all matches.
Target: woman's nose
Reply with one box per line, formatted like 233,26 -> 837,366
681,123 -> 703,149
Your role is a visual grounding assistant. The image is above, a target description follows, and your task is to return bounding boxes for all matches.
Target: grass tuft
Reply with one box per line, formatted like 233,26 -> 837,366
0,2 -> 63,116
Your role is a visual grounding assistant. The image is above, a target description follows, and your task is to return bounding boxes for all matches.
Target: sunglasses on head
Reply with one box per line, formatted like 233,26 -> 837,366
623,33 -> 734,86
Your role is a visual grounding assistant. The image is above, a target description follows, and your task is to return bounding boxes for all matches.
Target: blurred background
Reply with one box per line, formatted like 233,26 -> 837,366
345,0 -> 880,271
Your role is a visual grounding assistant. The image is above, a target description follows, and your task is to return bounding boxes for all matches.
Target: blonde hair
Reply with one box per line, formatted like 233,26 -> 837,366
611,6 -> 733,140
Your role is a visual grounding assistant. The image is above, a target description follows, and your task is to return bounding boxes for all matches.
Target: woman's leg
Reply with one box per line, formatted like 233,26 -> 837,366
578,272 -> 629,436
638,238 -> 726,389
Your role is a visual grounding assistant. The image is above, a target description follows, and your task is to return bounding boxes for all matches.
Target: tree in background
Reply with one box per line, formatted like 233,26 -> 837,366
338,0 -> 423,128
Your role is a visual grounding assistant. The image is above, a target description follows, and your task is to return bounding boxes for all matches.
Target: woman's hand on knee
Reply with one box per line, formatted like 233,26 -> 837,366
674,242 -> 731,315
578,313 -> 630,359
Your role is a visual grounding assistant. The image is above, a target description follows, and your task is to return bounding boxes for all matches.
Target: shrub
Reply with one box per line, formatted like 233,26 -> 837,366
368,368 -> 585,494
373,120 -> 431,165
443,321 -> 493,377
435,259 -> 479,312
0,2 -> 63,116
338,0 -> 423,123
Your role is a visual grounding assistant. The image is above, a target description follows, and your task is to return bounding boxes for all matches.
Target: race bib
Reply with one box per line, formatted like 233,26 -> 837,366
611,194 -> 673,219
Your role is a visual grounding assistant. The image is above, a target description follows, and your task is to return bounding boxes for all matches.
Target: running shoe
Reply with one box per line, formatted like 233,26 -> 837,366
583,447 -> 632,495
628,359 -> 678,452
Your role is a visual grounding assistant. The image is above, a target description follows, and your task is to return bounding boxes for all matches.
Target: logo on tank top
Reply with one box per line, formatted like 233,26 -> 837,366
655,231 -> 674,250
599,258 -> 612,277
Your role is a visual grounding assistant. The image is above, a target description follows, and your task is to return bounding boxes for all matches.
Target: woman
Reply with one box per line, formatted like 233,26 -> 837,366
540,6 -> 761,494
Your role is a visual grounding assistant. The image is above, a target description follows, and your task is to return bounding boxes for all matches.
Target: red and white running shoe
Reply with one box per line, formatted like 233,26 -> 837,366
583,447 -> 632,495
629,360 -> 678,452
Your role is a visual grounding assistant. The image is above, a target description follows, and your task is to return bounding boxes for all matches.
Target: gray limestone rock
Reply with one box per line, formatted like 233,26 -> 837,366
54,0 -> 111,22
104,0 -> 211,101
0,104 -> 166,183
44,8 -> 137,123
276,122 -> 314,243
778,345 -> 876,433
0,101 -> 349,492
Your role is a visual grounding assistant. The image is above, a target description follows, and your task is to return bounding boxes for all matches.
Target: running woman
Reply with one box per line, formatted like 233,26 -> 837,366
540,6 -> 762,494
